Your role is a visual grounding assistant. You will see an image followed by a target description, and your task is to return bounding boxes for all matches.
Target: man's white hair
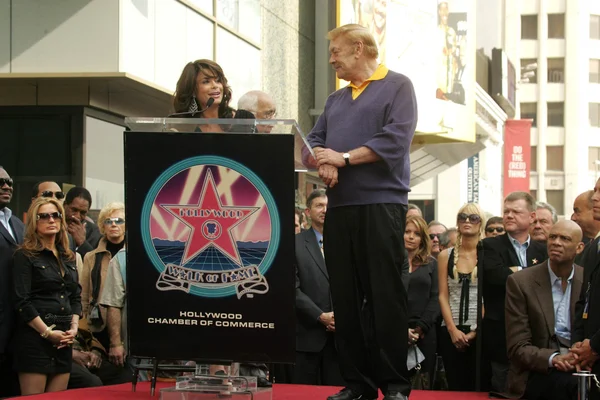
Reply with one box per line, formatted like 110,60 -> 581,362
238,91 -> 263,111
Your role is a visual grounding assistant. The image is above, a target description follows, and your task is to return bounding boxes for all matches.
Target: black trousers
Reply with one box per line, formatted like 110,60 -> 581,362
524,369 -> 578,400
293,335 -> 345,386
438,327 -> 477,391
324,204 -> 410,396
68,358 -> 133,389
0,353 -> 20,398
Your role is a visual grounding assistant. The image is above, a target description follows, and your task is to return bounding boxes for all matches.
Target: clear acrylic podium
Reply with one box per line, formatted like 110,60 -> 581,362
124,117 -> 316,172
123,117 -> 313,397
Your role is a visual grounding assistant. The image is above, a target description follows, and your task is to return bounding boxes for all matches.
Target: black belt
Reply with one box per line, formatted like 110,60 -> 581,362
43,313 -> 72,324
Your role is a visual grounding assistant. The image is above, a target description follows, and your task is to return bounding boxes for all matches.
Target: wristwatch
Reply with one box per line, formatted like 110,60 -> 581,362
343,152 -> 351,167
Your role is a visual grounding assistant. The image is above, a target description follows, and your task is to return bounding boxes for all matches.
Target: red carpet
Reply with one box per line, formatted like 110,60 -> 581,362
9,382 -> 489,399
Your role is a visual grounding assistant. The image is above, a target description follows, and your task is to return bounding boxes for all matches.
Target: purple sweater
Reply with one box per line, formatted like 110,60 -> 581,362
307,70 -> 418,208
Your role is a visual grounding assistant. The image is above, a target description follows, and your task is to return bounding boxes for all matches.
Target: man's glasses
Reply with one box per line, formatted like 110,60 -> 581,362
457,213 -> 482,224
41,190 -> 65,200
429,233 -> 440,240
0,178 -> 13,187
104,217 -> 125,226
486,227 -> 505,233
37,212 -> 62,221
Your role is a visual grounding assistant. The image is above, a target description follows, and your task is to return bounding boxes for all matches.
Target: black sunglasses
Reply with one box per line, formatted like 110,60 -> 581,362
41,190 -> 65,200
37,212 -> 62,221
429,233 -> 440,240
0,178 -> 13,188
486,227 -> 505,233
457,213 -> 482,224
104,217 -> 125,225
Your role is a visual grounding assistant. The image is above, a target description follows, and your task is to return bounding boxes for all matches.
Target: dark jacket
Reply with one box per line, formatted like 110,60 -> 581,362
482,234 -> 548,361
0,213 -> 24,353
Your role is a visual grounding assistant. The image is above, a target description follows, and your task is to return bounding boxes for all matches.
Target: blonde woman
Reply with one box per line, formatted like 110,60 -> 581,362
404,215 -> 440,387
80,202 -> 125,350
437,203 -> 485,391
12,197 -> 81,394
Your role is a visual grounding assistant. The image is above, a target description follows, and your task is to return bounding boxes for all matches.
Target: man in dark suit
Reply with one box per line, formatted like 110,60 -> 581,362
504,220 -> 583,400
571,190 -> 600,265
294,189 -> 344,386
64,186 -> 102,259
482,191 -> 548,393
571,178 -> 600,400
0,166 -> 24,397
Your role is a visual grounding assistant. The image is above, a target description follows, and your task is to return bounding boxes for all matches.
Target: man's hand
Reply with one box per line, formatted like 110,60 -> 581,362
89,349 -> 103,369
319,312 -> 335,331
72,350 -> 91,368
318,165 -> 339,188
314,148 -> 345,169
68,216 -> 87,247
571,339 -> 600,371
109,344 -> 125,367
552,353 -> 576,372
509,266 -> 520,273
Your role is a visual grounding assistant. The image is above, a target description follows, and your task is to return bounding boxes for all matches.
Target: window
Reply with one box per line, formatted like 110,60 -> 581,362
546,190 -> 564,216
546,146 -> 564,171
591,103 -> 600,127
548,14 -> 565,39
521,102 -> 537,127
531,146 -> 537,172
217,0 -> 261,43
588,147 -> 600,171
592,15 -> 600,40
521,15 -> 538,39
547,102 -> 564,127
591,59 -> 600,83
547,58 -> 564,83
521,58 -> 537,83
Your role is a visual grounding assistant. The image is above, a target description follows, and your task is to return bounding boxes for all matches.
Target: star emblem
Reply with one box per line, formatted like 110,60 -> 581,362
162,169 -> 258,266
532,258 -> 538,264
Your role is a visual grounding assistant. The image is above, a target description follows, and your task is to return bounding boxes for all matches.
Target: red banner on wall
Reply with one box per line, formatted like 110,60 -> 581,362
503,119 -> 532,198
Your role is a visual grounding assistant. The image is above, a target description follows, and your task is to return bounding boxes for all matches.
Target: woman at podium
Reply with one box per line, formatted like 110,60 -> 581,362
172,59 -> 235,132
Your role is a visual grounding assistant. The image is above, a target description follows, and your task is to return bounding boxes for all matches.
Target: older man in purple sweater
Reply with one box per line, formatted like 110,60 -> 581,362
307,24 -> 417,400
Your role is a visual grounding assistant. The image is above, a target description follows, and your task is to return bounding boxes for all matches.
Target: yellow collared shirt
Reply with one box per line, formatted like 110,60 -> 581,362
348,64 -> 389,100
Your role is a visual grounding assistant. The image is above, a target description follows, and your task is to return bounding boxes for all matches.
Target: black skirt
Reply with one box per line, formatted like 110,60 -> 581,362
12,322 -> 72,374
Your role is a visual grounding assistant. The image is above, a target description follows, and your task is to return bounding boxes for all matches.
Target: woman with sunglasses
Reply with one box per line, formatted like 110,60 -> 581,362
12,197 -> 81,394
485,216 -> 505,238
437,203 -> 485,391
80,202 -> 125,350
404,215 -> 440,388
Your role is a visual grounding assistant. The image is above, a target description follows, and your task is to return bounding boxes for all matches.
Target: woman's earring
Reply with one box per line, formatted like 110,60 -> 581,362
189,96 -> 199,113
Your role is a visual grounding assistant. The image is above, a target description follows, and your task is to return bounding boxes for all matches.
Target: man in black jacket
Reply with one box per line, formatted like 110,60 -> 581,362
0,166 -> 24,397
294,189 -> 344,386
64,186 -> 102,258
571,178 -> 600,399
482,191 -> 548,393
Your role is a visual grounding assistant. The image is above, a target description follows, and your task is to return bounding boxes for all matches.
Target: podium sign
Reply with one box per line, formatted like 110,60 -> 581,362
124,120 -> 305,363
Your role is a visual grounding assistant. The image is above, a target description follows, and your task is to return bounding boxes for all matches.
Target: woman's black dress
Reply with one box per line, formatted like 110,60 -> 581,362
12,247 -> 82,374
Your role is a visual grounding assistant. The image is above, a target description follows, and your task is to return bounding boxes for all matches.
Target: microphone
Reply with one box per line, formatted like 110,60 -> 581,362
168,97 -> 215,117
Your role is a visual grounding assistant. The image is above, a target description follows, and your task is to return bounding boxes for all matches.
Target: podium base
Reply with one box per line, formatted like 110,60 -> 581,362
160,386 -> 272,400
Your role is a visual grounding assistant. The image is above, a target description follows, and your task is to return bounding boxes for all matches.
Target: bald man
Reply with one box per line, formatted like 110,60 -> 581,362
237,90 -> 277,120
504,220 -> 583,400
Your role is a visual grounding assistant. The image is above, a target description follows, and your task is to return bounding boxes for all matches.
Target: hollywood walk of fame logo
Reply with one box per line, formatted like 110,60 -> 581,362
141,156 -> 280,299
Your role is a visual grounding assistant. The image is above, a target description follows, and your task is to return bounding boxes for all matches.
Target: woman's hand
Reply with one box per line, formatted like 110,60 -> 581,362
449,327 -> 469,351
408,328 -> 420,346
47,330 -> 73,348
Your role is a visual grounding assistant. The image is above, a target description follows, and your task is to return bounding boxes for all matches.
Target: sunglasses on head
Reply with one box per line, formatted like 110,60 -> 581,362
457,213 -> 482,224
0,178 -> 13,188
104,217 -> 125,225
41,190 -> 65,200
37,212 -> 62,221
486,227 -> 505,233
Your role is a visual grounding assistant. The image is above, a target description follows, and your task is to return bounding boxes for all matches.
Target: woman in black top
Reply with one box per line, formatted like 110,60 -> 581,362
404,215 -> 440,388
13,197 -> 82,394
